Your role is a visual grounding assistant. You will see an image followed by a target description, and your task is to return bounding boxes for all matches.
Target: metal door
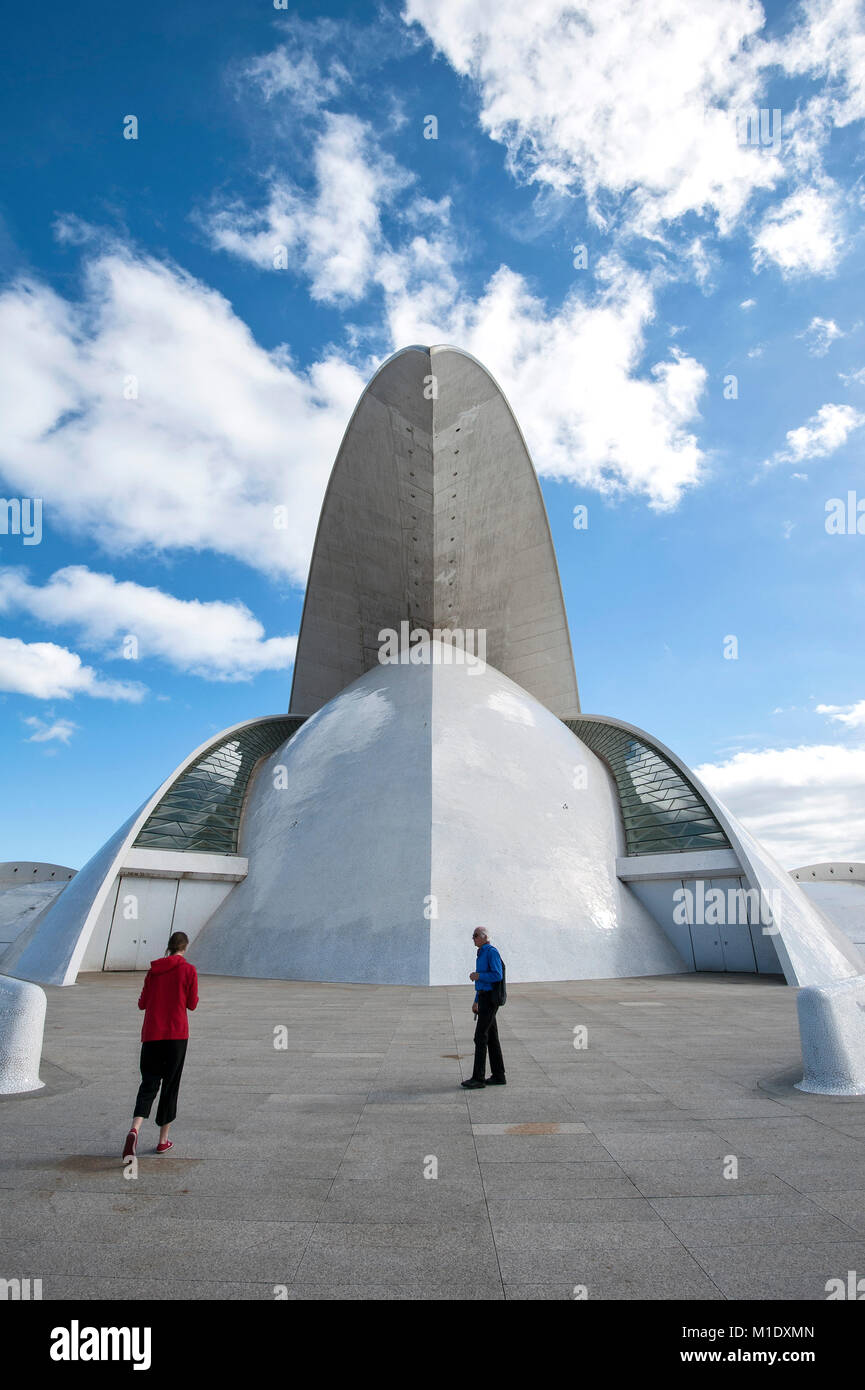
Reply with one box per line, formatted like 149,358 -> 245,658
105,876 -> 179,970
684,877 -> 725,970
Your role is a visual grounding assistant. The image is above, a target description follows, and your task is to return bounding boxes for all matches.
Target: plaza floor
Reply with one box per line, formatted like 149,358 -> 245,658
1,970 -> 864,1300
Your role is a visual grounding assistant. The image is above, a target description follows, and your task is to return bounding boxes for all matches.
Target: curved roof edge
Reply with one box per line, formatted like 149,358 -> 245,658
0,715 -> 299,987
568,713 -> 865,988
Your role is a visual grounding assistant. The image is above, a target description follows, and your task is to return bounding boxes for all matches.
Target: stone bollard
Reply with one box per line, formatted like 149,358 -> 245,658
796,973 -> 865,1095
0,974 -> 46,1094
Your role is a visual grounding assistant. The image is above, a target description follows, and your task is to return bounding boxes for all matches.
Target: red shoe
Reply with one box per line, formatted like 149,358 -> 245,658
156,1140 -> 173,1154
122,1130 -> 138,1159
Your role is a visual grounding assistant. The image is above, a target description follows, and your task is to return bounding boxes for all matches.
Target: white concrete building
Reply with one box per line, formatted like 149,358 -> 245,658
2,348 -> 863,1027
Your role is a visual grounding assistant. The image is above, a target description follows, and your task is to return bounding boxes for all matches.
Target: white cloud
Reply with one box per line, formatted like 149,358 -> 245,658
380,251 -> 708,509
241,40 -> 349,112
0,636 -> 144,701
23,714 -> 78,744
797,314 -> 844,356
403,0 -> 778,237
685,237 -> 713,288
771,402 -> 865,464
402,0 -> 865,282
696,743 -> 865,865
0,180 -> 711,551
0,567 -> 297,682
205,113 -> 408,304
816,699 -> 865,729
740,298 -> 756,308
752,186 -> 844,276
774,0 -> 865,128
0,250 -> 366,583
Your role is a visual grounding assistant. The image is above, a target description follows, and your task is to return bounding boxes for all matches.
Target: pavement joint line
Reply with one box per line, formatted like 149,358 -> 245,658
450,988 -> 506,1300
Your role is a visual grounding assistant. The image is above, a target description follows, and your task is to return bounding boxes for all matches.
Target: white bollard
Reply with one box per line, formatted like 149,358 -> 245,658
796,974 -> 865,1095
0,974 -> 46,1094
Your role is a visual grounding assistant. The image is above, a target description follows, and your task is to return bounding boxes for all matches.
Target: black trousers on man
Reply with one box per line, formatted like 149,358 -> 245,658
134,1039 -> 188,1126
472,994 -> 505,1082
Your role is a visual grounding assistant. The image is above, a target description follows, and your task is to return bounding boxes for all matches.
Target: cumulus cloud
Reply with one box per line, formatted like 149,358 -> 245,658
380,253 -> 707,508
403,0 -> 777,236
241,39 -> 350,112
816,699 -> 865,729
797,314 -> 844,355
696,743 -> 865,865
0,250 -> 366,583
0,567 -> 296,682
752,186 -> 845,276
0,179 -> 711,553
0,636 -> 144,701
773,0 -> 865,128
769,402 -> 865,465
205,113 -> 408,303
403,0 -> 865,278
23,714 -> 78,744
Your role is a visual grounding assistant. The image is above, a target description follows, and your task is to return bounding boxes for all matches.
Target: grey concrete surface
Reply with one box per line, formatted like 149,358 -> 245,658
1,970 -> 864,1301
289,345 -> 580,720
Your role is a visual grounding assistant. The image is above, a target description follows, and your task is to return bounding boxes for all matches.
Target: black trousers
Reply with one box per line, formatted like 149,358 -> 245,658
134,1040 -> 188,1126
472,995 -> 505,1082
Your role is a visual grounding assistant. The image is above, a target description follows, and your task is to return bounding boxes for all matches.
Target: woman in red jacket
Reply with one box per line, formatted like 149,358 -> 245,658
122,931 -> 199,1158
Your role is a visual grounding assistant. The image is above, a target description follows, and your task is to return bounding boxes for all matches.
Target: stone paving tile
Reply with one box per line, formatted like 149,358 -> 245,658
285,1282 -> 504,1300
659,1214 -> 858,1249
494,1244 -> 715,1285
293,1243 -> 501,1287
317,1177 -> 488,1224
474,1134 -> 613,1163
479,1161 -> 644,1200
488,1219 -> 681,1252
0,1229 -> 316,1282
648,1192 -> 830,1221
503,1278 -> 724,1300
590,1130 -> 735,1160
687,1241 -> 865,1300
38,1278 -> 287,1301
485,1196 -> 658,1224
756,1159 -> 865,1192
305,1220 -> 493,1253
806,1189 -> 865,1234
617,1160 -> 794,1198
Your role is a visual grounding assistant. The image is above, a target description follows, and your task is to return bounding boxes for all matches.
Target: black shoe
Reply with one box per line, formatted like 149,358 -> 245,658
486,1076 -> 507,1085
461,1078 -> 486,1089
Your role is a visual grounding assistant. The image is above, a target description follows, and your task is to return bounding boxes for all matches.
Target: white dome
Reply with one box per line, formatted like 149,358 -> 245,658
192,644 -> 684,985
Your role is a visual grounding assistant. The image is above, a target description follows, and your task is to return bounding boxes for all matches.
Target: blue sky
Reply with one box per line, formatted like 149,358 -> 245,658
1,0 -> 864,869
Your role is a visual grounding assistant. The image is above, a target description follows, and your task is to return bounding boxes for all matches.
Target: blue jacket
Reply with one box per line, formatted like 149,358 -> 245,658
474,942 -> 503,1002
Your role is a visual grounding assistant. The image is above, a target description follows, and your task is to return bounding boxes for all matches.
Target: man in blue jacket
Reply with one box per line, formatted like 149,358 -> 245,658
461,927 -> 506,1089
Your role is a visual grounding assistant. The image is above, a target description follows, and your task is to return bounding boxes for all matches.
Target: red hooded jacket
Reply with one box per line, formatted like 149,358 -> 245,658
138,953 -> 199,1041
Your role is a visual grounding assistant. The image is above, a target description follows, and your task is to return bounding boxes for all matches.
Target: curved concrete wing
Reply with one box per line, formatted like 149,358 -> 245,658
289,345 -> 580,719
0,716 -> 299,987
569,713 -> 865,988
